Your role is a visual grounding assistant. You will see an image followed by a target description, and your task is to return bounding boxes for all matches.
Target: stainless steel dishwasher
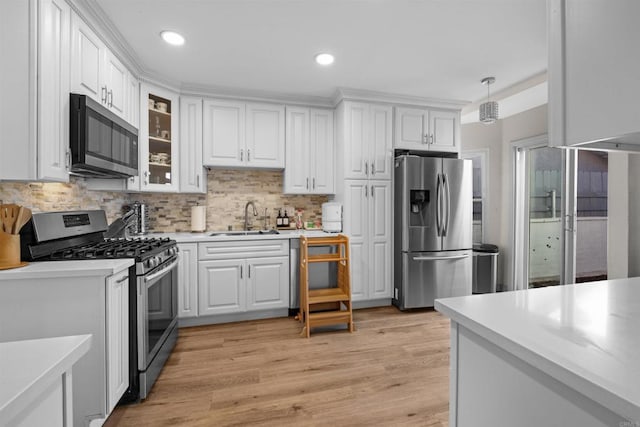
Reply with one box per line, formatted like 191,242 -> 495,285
289,238 -> 337,314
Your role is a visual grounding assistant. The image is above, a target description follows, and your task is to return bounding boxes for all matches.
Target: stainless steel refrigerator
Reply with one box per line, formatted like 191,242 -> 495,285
393,155 -> 472,310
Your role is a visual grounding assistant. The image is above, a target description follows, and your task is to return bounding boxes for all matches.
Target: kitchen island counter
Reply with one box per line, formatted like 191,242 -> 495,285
0,335 -> 91,426
435,278 -> 640,426
0,259 -> 133,281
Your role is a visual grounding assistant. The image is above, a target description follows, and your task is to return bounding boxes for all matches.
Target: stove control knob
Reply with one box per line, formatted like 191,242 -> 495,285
146,257 -> 159,269
170,247 -> 178,256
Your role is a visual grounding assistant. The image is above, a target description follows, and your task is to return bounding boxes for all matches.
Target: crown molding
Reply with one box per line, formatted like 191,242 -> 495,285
178,83 -> 334,107
333,88 -> 469,110
67,0 -> 144,75
138,71 -> 182,94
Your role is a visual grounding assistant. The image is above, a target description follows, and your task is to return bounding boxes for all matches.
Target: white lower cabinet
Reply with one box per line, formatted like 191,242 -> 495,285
342,180 -> 392,301
199,259 -> 245,316
177,243 -> 198,318
246,256 -> 289,310
106,269 -> 129,413
194,240 -> 290,320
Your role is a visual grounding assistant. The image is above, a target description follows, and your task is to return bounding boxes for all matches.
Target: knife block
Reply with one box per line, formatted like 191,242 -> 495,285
0,232 -> 20,266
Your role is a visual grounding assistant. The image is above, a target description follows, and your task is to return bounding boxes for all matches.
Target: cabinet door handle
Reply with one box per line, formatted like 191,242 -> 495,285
108,90 -> 113,108
364,185 -> 368,198
371,164 -> 375,175
116,275 -> 128,284
430,134 -> 434,144
371,185 -> 374,198
247,149 -> 251,161
306,177 -> 309,189
196,174 -> 200,187
101,86 -> 107,104
365,162 -> 368,175
248,265 -> 251,278
312,177 -> 316,189
240,149 -> 244,161
240,265 -> 243,279
65,150 -> 71,170
143,170 -> 149,185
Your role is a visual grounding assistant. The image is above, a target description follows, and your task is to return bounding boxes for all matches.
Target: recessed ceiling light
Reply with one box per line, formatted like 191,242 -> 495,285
315,53 -> 334,66
160,31 -> 185,46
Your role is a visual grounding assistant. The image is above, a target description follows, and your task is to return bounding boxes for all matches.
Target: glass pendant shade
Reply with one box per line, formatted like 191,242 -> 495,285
479,77 -> 498,124
479,100 -> 499,124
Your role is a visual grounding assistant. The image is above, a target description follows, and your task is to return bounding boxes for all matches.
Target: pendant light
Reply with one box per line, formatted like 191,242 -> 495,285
479,77 -> 498,124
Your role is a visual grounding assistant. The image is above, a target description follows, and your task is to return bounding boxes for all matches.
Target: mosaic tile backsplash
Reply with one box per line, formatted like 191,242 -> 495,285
0,169 -> 328,233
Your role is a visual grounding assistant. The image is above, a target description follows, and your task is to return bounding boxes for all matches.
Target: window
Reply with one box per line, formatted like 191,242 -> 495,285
461,150 -> 487,243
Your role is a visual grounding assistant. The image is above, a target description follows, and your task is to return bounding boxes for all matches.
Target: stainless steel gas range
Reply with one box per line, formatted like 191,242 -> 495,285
20,210 -> 178,401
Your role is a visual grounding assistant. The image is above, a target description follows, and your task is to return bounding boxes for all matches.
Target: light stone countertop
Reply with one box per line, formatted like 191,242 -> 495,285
435,278 -> 640,423
0,335 -> 92,423
0,259 -> 134,281
151,229 -> 342,243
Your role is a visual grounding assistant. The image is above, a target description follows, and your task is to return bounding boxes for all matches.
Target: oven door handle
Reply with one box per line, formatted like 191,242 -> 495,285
144,258 -> 179,284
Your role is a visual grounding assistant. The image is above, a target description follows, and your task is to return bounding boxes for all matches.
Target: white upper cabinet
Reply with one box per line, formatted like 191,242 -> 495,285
203,100 -> 245,167
284,107 -> 310,193
102,50 -> 127,118
246,103 -> 285,168
395,107 -> 426,149
203,100 -> 284,168
310,108 -> 335,193
126,72 -> 139,128
395,107 -> 460,153
0,0 -> 71,182
284,107 -> 334,194
38,0 -> 71,182
70,12 -> 102,101
548,0 -> 640,150
340,102 -> 393,181
70,11 -> 133,123
179,96 -> 206,193
138,83 -> 180,192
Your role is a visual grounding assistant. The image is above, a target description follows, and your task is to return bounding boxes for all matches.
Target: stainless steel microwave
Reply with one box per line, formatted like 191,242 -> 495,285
70,93 -> 138,178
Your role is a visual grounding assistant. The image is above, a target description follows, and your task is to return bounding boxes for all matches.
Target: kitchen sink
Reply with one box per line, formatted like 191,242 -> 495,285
209,229 -> 280,237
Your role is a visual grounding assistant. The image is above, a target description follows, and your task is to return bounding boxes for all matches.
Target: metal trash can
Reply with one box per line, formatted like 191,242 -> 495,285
472,243 -> 499,293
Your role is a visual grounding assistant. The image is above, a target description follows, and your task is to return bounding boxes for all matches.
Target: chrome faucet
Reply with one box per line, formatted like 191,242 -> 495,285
244,201 -> 258,230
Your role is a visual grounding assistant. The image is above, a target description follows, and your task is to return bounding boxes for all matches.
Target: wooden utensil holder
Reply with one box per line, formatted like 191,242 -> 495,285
0,232 -> 21,266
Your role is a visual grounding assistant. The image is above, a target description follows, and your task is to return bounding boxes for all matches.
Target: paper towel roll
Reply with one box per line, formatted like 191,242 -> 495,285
191,206 -> 206,232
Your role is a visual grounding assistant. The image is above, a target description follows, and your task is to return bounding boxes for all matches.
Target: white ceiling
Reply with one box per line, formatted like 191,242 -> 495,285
95,0 -> 547,104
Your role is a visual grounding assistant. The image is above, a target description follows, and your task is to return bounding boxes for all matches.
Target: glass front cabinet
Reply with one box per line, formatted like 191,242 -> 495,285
129,83 -> 179,192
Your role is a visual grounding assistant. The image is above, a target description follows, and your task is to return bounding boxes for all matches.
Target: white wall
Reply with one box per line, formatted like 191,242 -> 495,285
607,152 -> 628,279
460,120 -> 503,247
627,154 -> 640,277
462,104 -> 548,288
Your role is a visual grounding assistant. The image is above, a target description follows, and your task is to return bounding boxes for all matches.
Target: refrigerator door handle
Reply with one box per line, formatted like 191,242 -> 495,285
443,173 -> 451,236
412,253 -> 471,261
435,174 -> 442,236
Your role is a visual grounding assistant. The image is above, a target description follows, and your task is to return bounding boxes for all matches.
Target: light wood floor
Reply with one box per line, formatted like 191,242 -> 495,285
105,306 -> 450,426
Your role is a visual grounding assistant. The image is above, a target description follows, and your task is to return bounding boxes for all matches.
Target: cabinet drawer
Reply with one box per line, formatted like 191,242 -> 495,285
199,239 -> 289,260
